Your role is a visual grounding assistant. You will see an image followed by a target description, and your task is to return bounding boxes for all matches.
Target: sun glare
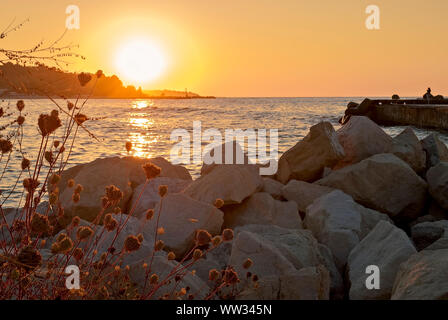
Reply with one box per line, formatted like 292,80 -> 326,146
115,39 -> 167,85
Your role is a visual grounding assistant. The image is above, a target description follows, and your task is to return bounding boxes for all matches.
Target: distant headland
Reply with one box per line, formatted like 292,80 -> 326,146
0,63 -> 215,99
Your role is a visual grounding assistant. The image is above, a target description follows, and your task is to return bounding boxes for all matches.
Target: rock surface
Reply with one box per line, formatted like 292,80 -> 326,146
183,164 -> 262,206
392,249 -> 448,300
426,162 -> 448,210
317,153 -> 427,220
149,193 -> 224,256
421,133 -> 448,169
334,116 -> 393,169
201,141 -> 251,176
58,156 -> 191,221
129,177 -> 191,219
281,180 -> 335,212
391,127 -> 426,173
229,230 -> 330,300
411,220 -> 448,251
260,178 -> 284,200
223,192 -> 302,230
347,221 -> 416,300
305,190 -> 391,271
276,122 -> 345,184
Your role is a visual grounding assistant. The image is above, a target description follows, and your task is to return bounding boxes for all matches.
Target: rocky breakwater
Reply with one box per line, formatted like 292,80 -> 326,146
4,116 -> 448,300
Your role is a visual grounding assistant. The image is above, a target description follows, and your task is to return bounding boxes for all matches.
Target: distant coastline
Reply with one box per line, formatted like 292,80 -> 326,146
0,63 -> 214,100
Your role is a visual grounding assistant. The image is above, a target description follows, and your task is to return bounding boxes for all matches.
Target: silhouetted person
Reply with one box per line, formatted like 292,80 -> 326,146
423,87 -> 433,100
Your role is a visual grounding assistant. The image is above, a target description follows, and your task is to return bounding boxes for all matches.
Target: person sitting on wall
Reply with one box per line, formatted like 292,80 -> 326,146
423,87 -> 434,100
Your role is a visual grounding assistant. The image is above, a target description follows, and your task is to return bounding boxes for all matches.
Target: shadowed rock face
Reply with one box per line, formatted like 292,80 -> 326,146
317,153 -> 427,221
426,162 -> 448,210
276,121 -> 345,184
421,133 -> 448,169
390,127 -> 426,174
57,156 -> 191,221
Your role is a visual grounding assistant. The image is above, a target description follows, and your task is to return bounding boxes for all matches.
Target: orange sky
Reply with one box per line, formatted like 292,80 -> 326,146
1,0 -> 448,97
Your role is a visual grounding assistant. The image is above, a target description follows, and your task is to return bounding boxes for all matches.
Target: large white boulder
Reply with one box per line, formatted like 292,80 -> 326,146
390,127 -> 426,173
58,156 -> 191,221
347,221 -> 416,300
281,180 -> 335,212
223,192 -> 302,230
234,224 -> 343,298
129,177 -> 191,219
229,230 -> 330,300
334,116 -> 393,169
305,190 -> 391,271
317,154 -> 427,220
426,162 -> 448,210
148,193 -> 224,257
276,122 -> 345,184
129,254 -> 209,299
183,164 -> 262,206
392,249 -> 448,300
201,141 -> 251,176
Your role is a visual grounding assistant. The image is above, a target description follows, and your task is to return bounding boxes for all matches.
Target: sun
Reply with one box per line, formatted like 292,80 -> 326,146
115,38 -> 167,85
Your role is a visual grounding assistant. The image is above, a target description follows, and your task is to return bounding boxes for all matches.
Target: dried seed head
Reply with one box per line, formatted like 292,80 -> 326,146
223,267 -> 239,285
49,192 -> 58,205
105,185 -> 123,203
125,141 -> 132,152
192,249 -> 203,261
212,236 -> 222,247
72,193 -> 80,203
158,185 -> 168,197
38,111 -> 61,136
72,216 -> 81,226
50,174 -> 61,185
167,251 -> 176,260
74,184 -> 84,194
73,248 -> 84,261
154,239 -> 164,251
209,269 -> 220,281
243,258 -> 253,269
16,100 -> 25,112
67,179 -> 75,188
195,229 -> 212,246
137,233 -> 144,243
53,140 -> 60,148
17,246 -> 42,271
105,218 -> 118,231
149,273 -> 159,284
214,198 -> 224,209
17,115 -> 25,125
157,227 -> 165,235
142,162 -> 161,180
21,158 -> 30,170
67,102 -> 74,111
222,229 -> 234,241
0,139 -> 13,154
78,72 -> 92,87
124,235 -> 141,252
77,226 -> 93,241
74,113 -> 88,125
30,213 -> 51,234
96,70 -> 103,78
146,209 -> 154,220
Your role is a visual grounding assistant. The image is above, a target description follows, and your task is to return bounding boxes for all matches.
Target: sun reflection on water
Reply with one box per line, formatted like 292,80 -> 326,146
126,100 -> 158,158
